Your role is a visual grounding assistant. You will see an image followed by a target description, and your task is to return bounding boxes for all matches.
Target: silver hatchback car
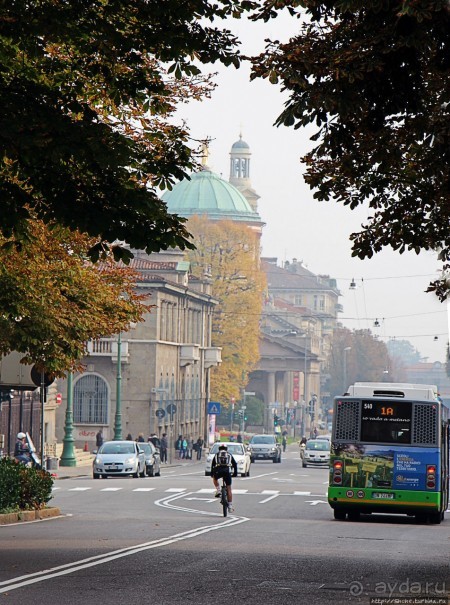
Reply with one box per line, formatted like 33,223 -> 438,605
93,440 -> 146,479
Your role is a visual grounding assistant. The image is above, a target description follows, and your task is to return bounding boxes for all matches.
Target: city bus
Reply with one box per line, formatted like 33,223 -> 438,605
328,382 -> 449,524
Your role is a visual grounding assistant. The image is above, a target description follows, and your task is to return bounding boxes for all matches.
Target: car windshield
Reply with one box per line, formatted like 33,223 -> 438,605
306,440 -> 330,451
210,443 -> 245,456
99,443 -> 136,455
250,436 -> 276,445
139,443 -> 154,454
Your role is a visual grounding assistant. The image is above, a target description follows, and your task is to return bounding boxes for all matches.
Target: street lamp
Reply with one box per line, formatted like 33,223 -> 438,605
343,347 -> 351,394
113,331 -> 122,440
60,372 -> 76,467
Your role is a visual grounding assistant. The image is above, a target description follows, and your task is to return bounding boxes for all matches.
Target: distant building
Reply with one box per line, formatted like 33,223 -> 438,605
404,361 -> 450,407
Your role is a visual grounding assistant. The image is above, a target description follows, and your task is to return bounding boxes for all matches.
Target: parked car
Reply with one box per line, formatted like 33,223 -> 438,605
315,434 -> 331,441
139,442 -> 161,477
205,442 -> 251,477
93,440 -> 146,479
302,439 -> 330,468
248,434 -> 282,463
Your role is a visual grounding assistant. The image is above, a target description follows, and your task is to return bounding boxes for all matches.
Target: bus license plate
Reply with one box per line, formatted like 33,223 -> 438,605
372,492 -> 394,499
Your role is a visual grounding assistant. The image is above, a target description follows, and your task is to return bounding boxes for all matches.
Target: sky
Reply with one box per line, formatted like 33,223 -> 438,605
175,12 -> 449,364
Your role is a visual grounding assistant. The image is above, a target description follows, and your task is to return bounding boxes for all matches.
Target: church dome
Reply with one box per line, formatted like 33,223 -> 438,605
162,168 -> 262,223
231,137 -> 250,150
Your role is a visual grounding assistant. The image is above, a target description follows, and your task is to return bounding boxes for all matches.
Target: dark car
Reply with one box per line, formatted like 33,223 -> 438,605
139,442 -> 161,477
248,434 -> 282,463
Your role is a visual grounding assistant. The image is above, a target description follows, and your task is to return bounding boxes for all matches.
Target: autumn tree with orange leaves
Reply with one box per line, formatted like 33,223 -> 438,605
0,218 -> 148,375
186,216 -> 266,404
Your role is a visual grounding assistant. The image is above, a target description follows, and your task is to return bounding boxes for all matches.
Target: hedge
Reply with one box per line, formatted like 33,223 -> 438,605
0,457 -> 53,512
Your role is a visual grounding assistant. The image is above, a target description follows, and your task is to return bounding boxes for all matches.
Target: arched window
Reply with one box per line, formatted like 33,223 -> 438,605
74,375 -> 109,424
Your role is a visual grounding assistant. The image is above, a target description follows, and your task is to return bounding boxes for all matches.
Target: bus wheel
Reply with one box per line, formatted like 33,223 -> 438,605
428,512 -> 442,525
348,511 -> 360,521
334,509 -> 347,521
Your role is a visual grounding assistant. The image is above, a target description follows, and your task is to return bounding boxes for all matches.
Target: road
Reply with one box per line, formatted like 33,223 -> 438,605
1,446 -> 449,605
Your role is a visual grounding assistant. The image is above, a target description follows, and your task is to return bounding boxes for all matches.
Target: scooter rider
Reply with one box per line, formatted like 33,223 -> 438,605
14,432 -> 31,465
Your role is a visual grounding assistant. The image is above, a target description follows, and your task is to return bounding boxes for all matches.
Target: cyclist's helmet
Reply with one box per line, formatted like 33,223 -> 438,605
17,432 -> 26,439
218,444 -> 228,450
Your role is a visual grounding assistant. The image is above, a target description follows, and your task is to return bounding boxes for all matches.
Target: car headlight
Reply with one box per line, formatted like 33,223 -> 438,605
271,447 -> 277,452
94,458 -> 101,464
125,457 -> 136,464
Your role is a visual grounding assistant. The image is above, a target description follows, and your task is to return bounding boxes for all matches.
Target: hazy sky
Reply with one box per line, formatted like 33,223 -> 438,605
175,13 -> 449,363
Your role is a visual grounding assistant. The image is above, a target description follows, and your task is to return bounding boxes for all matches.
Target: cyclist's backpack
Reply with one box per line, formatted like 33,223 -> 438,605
217,450 -> 230,467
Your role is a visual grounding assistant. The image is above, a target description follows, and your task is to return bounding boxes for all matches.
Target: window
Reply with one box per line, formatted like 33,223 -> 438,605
74,375 -> 109,424
294,295 -> 302,306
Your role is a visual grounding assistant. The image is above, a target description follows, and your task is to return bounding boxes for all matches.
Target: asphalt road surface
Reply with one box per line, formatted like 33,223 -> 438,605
1,445 -> 449,605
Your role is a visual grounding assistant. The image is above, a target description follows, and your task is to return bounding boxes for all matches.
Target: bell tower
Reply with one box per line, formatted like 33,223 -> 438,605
229,134 -> 260,212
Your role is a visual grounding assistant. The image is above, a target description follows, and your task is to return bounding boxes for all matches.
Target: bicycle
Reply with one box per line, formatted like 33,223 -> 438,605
219,476 -> 229,517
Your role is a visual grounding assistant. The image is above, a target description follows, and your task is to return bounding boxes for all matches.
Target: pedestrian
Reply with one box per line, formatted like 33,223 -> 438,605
313,427 -> 318,438
160,433 -> 168,463
187,437 -> 194,460
282,435 -> 287,453
175,435 -> 183,459
126,433 -> 133,441
181,437 -> 188,459
96,430 -> 103,448
137,433 -> 145,442
236,433 -> 243,444
149,433 -> 160,448
195,437 -> 204,460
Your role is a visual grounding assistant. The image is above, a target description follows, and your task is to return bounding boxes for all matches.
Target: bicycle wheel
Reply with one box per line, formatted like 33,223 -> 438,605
221,486 -> 228,517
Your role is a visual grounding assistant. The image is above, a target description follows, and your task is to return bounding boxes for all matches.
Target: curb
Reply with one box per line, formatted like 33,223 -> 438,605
0,506 -> 61,526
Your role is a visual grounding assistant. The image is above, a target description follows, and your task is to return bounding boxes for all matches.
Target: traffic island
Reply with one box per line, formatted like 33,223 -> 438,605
0,507 -> 61,525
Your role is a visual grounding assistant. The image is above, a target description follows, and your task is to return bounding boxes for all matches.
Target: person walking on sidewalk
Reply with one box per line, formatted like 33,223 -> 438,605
195,437 -> 204,460
160,433 -> 168,463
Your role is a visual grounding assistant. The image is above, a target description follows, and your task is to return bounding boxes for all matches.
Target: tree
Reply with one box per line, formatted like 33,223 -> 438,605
185,216 -> 266,403
250,1 -> 450,299
0,217 -> 148,375
1,0 -> 256,261
325,327 -> 391,399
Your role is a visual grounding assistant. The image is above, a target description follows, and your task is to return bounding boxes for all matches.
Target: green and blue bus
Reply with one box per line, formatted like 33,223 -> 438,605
328,382 -> 449,524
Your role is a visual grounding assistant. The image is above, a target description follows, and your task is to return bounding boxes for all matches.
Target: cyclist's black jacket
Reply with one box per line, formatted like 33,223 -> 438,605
211,451 -> 238,475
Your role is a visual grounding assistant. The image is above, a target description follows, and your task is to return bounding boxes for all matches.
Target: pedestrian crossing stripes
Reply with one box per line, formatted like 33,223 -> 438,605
52,486 -> 318,496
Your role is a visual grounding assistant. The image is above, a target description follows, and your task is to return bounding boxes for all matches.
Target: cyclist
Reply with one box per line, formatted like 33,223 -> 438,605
211,444 -> 238,512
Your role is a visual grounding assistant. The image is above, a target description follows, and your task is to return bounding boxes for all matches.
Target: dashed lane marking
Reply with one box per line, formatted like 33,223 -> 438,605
133,488 -> 155,492
100,488 -> 122,491
165,488 -> 186,493
68,487 -> 91,491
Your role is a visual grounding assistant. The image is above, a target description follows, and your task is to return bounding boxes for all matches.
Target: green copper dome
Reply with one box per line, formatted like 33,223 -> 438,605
162,168 -> 262,223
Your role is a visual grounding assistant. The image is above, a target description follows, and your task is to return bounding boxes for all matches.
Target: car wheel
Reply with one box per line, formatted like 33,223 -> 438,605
302,462 -> 307,468
277,456 -> 282,463
147,466 -> 154,477
93,473 -> 100,479
250,458 -> 255,463
139,466 -> 146,478
133,467 -> 139,478
347,511 -> 360,521
246,467 -> 250,477
155,467 -> 161,477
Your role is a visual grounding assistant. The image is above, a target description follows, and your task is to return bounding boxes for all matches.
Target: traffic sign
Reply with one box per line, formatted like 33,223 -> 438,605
207,401 -> 221,415
155,408 -> 166,418
56,393 -> 62,405
166,403 -> 177,415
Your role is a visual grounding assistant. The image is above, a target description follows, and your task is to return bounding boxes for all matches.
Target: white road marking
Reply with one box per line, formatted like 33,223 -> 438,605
305,500 -> 327,506
100,488 -> 122,492
68,487 -> 91,491
232,489 -> 248,494
293,491 -> 311,495
259,492 -> 280,504
261,490 -> 279,494
197,488 -> 215,494
185,497 -> 216,503
165,488 -> 186,492
0,498 -> 248,594
133,488 -> 155,492
241,471 -> 278,480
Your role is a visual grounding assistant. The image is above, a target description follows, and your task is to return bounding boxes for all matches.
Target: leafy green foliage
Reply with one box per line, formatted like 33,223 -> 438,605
0,0 -> 257,260
0,457 -> 53,512
250,1 -> 450,299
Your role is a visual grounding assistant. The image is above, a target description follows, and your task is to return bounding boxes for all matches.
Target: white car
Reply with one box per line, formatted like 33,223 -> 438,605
302,439 -> 330,468
205,442 -> 251,477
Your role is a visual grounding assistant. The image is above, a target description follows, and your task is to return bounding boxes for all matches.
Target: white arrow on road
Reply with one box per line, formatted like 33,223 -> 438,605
185,497 -> 216,503
305,500 -> 327,506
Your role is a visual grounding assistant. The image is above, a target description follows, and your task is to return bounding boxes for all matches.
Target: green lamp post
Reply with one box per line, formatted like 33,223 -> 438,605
60,372 -> 77,466
113,332 -> 122,440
